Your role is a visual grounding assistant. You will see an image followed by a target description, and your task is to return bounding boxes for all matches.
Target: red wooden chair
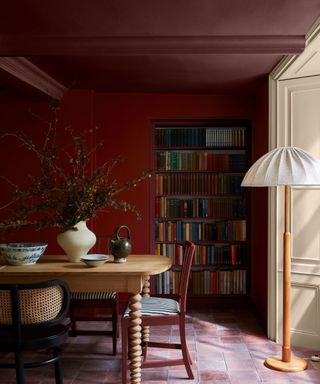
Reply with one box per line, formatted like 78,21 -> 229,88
69,234 -> 119,355
121,240 -> 195,384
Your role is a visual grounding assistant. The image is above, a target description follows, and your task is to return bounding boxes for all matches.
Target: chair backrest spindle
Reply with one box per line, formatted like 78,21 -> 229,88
178,241 -> 195,312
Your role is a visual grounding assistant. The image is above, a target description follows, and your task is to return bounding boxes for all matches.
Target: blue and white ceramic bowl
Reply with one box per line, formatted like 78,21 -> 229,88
0,243 -> 48,265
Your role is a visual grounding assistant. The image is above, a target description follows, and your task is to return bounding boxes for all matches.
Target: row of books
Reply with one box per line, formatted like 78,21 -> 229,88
156,151 -> 246,171
156,173 -> 244,195
155,196 -> 245,219
156,242 -> 246,266
153,268 -> 247,295
155,127 -> 246,148
206,128 -> 246,148
155,220 -> 246,241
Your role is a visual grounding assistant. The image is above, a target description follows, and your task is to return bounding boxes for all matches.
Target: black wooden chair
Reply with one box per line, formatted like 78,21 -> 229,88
68,234 -> 119,355
0,279 -> 70,384
121,241 -> 195,384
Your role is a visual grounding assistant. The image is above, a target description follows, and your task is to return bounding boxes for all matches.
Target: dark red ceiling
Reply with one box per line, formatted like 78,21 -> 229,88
0,0 -> 319,99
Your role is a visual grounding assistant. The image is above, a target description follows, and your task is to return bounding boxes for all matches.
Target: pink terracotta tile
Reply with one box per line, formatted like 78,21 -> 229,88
225,358 -> 256,371
228,370 -> 260,381
41,380 -> 74,384
77,368 -> 120,383
257,369 -> 296,381
223,350 -> 252,360
229,381 -> 260,384
196,350 -> 224,361
287,369 -> 320,382
260,381 -> 290,384
72,379 -> 107,384
196,341 -> 224,356
170,335 -> 195,344
199,370 -> 229,381
309,360 -> 320,371
198,359 -> 227,371
80,358 -> 121,370
145,347 -> 170,358
196,336 -> 220,347
251,356 -> 269,370
193,319 -> 217,329
168,379 -> 199,383
3,308 -> 320,384
168,348 -> 196,362
141,369 -> 168,381
246,342 -> 281,354
217,324 -> 240,331
168,368 -> 199,380
220,336 -> 243,344
217,329 -> 241,336
141,381 -> 168,384
242,334 -> 269,344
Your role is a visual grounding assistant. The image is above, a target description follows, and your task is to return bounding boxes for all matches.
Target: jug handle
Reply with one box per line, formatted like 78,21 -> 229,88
116,225 -> 131,240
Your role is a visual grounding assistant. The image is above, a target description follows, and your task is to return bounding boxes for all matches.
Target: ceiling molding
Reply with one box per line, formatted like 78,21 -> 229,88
0,57 -> 67,99
269,55 -> 298,80
0,35 -> 306,55
306,16 -> 320,45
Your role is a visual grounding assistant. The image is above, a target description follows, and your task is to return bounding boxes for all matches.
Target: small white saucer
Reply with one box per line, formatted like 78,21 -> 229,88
81,254 -> 109,267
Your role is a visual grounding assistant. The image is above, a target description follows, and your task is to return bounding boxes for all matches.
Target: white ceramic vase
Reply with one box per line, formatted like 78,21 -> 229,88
57,221 -> 96,262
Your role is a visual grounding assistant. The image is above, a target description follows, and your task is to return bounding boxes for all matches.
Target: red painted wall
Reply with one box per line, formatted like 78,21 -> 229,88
0,90 -> 269,328
91,91 -> 257,253
250,81 -> 269,329
0,94 -> 96,249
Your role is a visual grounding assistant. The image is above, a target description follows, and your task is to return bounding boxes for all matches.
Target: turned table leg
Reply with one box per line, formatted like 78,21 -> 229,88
142,276 -> 150,345
128,292 -> 142,384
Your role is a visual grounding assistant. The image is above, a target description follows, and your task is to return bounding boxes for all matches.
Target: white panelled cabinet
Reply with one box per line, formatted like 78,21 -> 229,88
269,26 -> 320,349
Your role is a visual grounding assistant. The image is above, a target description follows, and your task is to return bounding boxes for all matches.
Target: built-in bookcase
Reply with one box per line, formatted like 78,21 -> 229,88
152,120 -> 250,301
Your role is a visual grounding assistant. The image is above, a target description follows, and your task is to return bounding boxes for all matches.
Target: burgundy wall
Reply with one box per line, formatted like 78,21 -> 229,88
250,81 -> 269,329
0,94 -> 96,247
0,89 -> 269,328
91,91 -> 257,253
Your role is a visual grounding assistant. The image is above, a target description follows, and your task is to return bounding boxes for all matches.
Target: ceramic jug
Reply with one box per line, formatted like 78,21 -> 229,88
110,225 -> 132,263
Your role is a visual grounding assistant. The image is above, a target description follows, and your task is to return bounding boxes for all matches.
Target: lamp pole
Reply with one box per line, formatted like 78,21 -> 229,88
265,185 -> 307,372
283,185 -> 291,362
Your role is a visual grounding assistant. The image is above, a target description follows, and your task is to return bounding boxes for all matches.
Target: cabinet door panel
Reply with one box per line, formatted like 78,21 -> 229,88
277,76 -> 320,348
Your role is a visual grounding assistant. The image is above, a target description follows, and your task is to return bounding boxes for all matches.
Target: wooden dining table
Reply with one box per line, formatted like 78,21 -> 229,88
0,254 -> 172,384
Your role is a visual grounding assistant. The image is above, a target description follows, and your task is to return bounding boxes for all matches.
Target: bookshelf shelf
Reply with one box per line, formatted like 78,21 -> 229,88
156,193 -> 244,197
155,240 -> 246,244
153,121 -> 250,301
156,146 -> 246,150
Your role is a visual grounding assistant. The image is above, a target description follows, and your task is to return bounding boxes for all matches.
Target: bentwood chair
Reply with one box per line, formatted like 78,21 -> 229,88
121,240 -> 195,384
0,279 -> 70,384
69,234 -> 119,355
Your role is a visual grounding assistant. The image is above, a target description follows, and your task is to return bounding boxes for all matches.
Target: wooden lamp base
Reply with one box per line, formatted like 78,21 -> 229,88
264,187 -> 307,374
264,356 -> 307,372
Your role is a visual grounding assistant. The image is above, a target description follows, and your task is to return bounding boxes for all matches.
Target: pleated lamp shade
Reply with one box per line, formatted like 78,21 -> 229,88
241,146 -> 320,187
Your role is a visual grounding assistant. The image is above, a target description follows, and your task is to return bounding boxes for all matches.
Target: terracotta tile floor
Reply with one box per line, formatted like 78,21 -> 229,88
1,308 -> 320,383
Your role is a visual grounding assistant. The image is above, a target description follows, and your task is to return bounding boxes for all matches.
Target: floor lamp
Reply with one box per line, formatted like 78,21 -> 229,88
241,146 -> 320,372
